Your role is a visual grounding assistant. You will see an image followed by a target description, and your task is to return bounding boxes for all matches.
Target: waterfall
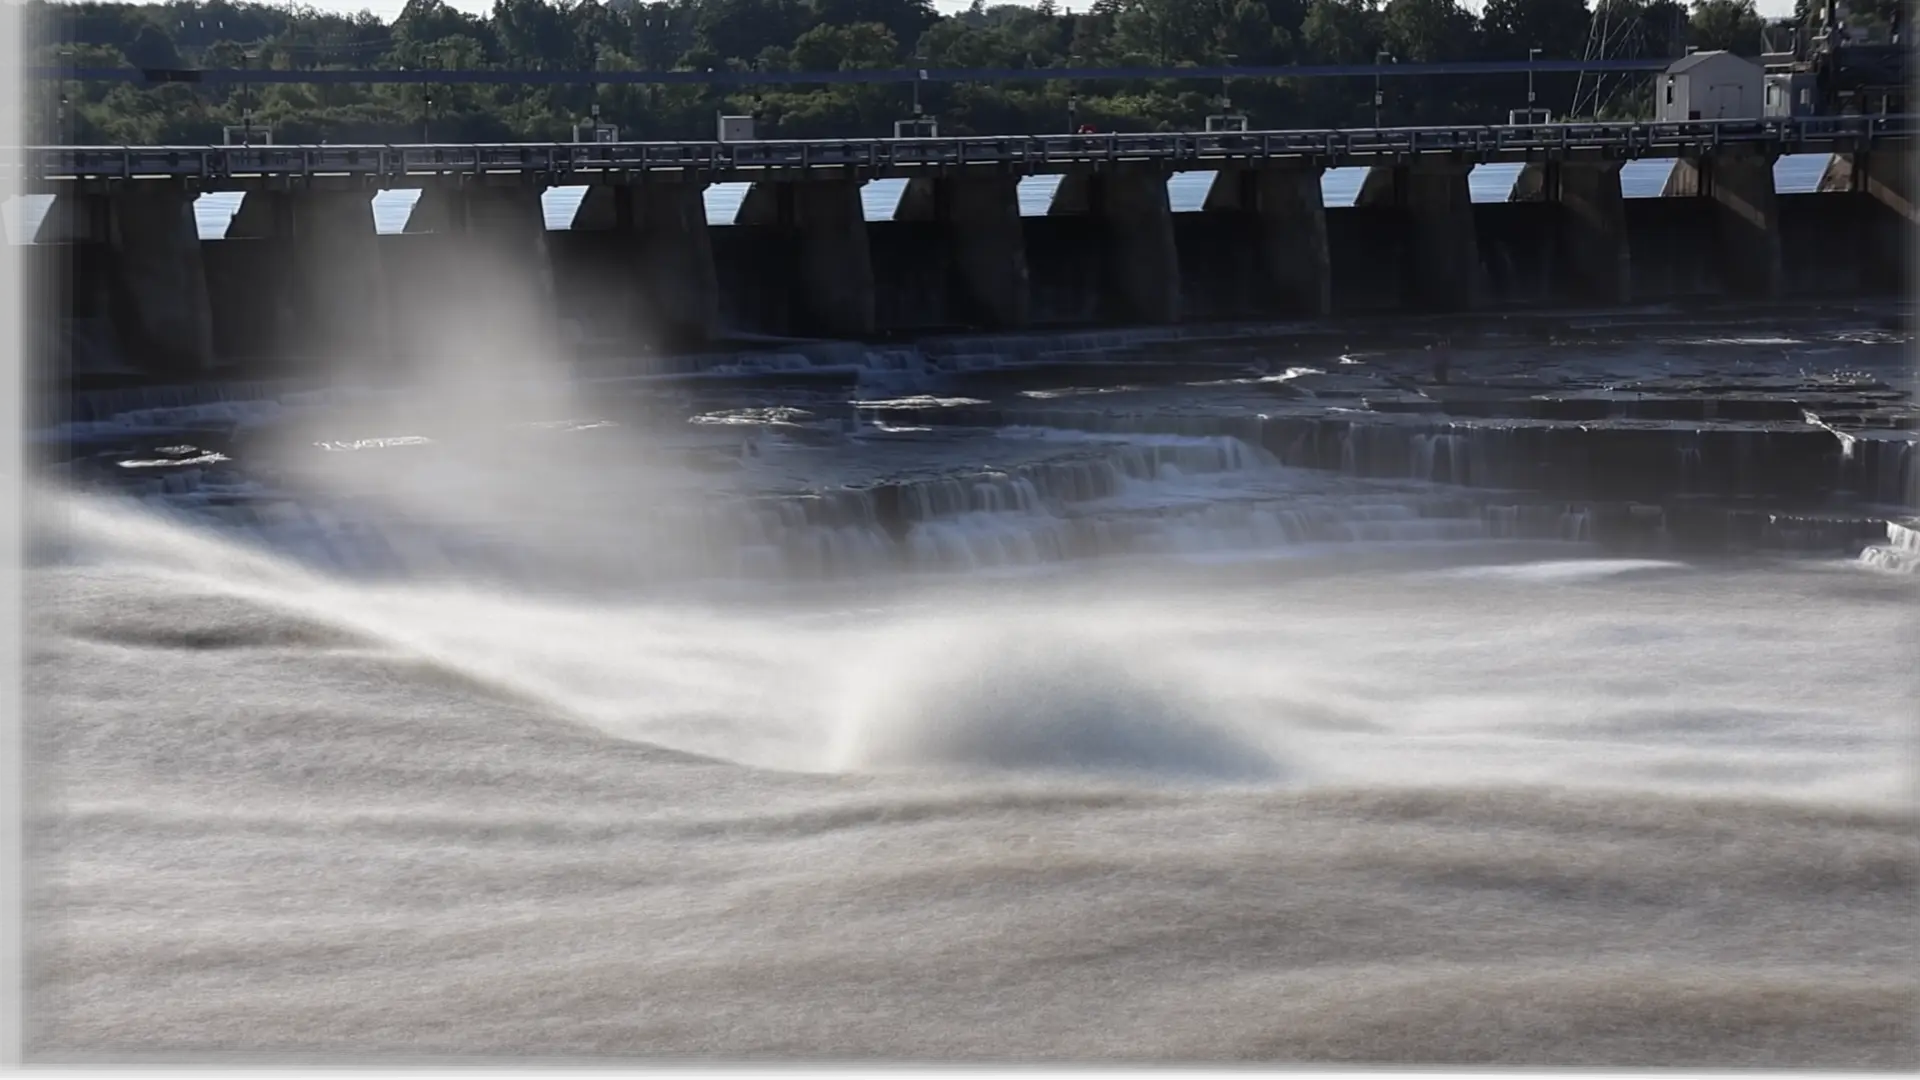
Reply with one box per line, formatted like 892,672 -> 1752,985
1859,518 -> 1920,574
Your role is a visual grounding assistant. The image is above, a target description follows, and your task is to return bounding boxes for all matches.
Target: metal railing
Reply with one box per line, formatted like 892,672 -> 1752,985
12,114 -> 1914,183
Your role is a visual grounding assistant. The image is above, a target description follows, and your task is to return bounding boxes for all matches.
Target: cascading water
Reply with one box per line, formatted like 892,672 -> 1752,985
1858,517 -> 1920,574
24,305 -> 1920,1065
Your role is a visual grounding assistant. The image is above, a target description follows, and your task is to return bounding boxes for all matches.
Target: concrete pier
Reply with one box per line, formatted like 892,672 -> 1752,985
228,190 -> 388,363
1356,160 -> 1479,311
1203,164 -> 1332,317
738,178 -> 876,338
1052,169 -> 1181,324
896,175 -> 1030,329
1664,148 -> 1782,299
1511,161 -> 1631,305
632,183 -> 721,346
567,184 -> 717,343
99,184 -> 217,375
393,183 -> 559,360
33,193 -> 109,245
1819,151 -> 1915,289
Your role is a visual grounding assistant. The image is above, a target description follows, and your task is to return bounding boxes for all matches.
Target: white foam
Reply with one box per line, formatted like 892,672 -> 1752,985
1434,558 -> 1688,583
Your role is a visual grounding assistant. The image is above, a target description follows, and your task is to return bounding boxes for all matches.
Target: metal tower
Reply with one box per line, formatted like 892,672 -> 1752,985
1570,0 -> 1653,119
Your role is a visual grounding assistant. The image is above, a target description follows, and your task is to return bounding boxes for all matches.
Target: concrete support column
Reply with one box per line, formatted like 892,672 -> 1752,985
33,193 -> 110,244
401,183 -> 559,355
1099,170 -> 1181,324
244,189 -> 388,361
1513,160 -> 1631,305
896,174 -> 1030,329
1203,163 -> 1331,316
1819,150 -> 1914,291
739,178 -> 875,338
106,183 -> 216,374
631,182 -> 720,345
1664,149 -> 1782,299
1356,159 -> 1479,311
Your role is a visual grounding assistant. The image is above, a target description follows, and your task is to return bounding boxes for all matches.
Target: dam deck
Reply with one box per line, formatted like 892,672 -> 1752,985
16,114 -> 1917,190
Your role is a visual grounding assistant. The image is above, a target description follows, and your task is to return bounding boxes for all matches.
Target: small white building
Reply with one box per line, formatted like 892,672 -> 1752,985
1656,50 -> 1766,121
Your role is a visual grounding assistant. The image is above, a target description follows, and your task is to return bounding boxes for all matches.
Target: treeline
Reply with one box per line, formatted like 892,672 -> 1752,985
26,0 -> 1799,144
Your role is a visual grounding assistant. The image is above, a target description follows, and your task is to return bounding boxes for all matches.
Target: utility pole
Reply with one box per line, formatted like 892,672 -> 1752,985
1374,51 -> 1394,127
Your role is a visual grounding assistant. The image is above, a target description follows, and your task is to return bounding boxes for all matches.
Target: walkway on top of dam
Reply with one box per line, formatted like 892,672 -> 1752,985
0,153 -> 1849,244
16,114 -> 1915,191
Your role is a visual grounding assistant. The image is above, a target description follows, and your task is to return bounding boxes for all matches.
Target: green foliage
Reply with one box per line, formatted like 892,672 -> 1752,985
25,0 -> 1759,141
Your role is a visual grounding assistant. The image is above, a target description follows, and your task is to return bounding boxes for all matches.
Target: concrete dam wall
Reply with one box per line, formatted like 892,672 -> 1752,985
26,148 -> 1917,379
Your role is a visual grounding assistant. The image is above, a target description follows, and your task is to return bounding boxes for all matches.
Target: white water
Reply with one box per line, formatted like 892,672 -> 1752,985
26,482 -> 1920,1062
27,275 -> 1920,1062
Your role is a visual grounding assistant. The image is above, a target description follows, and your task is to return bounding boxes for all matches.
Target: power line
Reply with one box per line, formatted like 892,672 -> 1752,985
31,58 -> 1677,87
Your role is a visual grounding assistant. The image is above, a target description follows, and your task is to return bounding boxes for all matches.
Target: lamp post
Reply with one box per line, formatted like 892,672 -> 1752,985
1067,52 -> 1080,132
421,51 -> 437,143
52,47 -> 69,144
1374,51 -> 1393,128
590,43 -> 601,137
241,49 -> 257,145
912,48 -> 927,123
1527,46 -> 1542,117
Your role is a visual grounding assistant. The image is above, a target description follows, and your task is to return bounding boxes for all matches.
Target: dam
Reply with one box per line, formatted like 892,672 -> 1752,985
16,114 -> 1918,379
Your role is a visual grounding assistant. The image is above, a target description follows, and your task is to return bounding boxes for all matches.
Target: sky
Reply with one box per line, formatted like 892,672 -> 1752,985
155,0 -> 1806,31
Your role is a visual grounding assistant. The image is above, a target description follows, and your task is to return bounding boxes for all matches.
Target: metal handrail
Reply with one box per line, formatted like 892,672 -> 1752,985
10,114 -> 1914,182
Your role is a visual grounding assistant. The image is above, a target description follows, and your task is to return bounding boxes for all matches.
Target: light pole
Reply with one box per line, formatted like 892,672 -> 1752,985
1374,51 -> 1393,128
1527,47 -> 1542,117
421,51 -> 437,143
241,49 -> 257,145
1067,52 -> 1080,132
751,58 -> 766,132
52,47 -> 69,144
912,48 -> 927,126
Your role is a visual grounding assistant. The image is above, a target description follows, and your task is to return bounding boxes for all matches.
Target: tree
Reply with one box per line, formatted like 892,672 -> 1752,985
791,20 -> 900,67
1111,0 -> 1223,64
808,0 -> 936,49
1381,0 -> 1476,61
1688,0 -> 1765,52
694,0 -> 809,62
491,0 -> 573,67
1480,0 -> 1589,59
123,23 -> 185,69
1299,0 -> 1380,62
